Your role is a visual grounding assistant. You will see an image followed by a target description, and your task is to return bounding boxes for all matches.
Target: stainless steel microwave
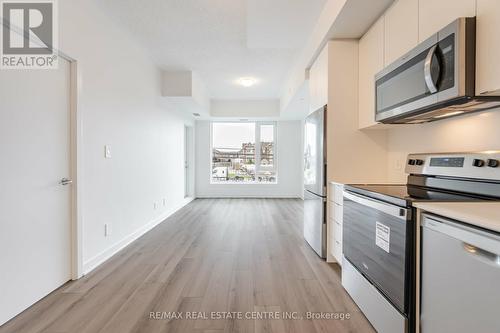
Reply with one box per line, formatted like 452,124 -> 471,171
375,17 -> 500,124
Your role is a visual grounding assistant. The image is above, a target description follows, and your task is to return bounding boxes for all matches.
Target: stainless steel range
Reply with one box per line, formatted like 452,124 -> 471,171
341,151 -> 500,333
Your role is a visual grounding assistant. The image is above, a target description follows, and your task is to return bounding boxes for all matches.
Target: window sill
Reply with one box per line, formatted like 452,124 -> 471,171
210,181 -> 278,185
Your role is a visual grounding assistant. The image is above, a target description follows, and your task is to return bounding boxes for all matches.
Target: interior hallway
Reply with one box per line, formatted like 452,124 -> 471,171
0,199 -> 374,333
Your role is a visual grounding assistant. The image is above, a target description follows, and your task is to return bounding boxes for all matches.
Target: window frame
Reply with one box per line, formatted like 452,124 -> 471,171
210,121 -> 278,185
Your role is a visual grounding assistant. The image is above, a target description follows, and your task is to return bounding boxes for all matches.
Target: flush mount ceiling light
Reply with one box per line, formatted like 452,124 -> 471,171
237,77 -> 257,87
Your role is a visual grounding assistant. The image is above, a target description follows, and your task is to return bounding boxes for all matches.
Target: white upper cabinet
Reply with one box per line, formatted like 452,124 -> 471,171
418,0 -> 476,42
384,0 -> 419,66
476,0 -> 500,96
358,16 -> 384,129
309,45 -> 329,113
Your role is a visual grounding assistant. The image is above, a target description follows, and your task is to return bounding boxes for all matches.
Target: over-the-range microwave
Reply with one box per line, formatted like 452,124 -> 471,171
375,17 -> 500,124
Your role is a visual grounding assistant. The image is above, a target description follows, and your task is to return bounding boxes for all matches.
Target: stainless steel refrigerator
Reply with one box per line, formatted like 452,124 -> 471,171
303,105 -> 327,258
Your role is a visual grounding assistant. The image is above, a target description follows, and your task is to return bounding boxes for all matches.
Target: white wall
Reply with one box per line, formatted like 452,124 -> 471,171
195,120 -> 303,198
386,110 -> 500,183
211,100 -> 280,118
59,0 -> 194,273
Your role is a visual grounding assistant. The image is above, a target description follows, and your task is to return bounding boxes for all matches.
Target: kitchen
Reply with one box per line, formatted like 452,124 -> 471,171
1,0 -> 500,332
302,0 -> 500,332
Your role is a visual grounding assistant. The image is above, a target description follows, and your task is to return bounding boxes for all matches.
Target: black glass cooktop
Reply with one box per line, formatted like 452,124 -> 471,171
345,184 -> 488,207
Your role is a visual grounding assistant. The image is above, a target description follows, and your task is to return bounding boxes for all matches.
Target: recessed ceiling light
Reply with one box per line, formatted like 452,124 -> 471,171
237,77 -> 257,87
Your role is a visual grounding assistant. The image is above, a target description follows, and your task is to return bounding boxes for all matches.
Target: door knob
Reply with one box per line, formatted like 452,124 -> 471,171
60,178 -> 73,186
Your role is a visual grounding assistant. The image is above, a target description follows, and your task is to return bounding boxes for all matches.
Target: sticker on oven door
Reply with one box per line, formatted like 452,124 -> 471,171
375,222 -> 390,253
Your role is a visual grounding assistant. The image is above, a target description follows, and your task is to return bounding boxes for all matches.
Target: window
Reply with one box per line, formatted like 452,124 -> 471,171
211,122 -> 276,184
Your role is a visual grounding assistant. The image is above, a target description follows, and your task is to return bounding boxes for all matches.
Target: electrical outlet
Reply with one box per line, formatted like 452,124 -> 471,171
104,223 -> 111,237
153,202 -> 158,210
163,198 -> 167,206
395,159 -> 403,171
104,145 -> 112,159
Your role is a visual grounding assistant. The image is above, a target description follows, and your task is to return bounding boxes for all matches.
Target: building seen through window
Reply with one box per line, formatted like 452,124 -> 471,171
211,122 -> 276,183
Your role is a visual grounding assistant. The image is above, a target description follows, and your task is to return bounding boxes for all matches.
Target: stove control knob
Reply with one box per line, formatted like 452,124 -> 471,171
408,159 -> 416,165
487,159 -> 499,168
415,159 -> 424,166
472,159 -> 485,167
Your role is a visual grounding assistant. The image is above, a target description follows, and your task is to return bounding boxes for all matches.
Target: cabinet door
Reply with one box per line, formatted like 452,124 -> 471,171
384,0 -> 419,66
418,0 -> 475,42
309,45 -> 328,112
333,221 -> 343,264
476,0 -> 500,96
358,16 -> 384,129
308,69 -> 317,113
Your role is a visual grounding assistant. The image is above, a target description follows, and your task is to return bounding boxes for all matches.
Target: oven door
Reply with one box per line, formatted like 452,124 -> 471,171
343,191 -> 412,314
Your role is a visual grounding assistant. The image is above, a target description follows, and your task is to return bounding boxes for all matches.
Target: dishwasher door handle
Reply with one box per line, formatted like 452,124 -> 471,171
423,214 -> 500,263
462,242 -> 500,267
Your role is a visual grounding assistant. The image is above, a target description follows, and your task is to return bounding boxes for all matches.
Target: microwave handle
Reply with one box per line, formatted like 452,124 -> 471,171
424,44 -> 439,94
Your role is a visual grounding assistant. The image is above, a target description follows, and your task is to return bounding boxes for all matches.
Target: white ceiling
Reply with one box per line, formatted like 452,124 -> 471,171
96,0 -> 326,100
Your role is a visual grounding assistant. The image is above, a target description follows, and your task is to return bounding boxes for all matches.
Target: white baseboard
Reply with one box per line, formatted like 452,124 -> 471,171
82,197 -> 194,275
195,195 -> 301,199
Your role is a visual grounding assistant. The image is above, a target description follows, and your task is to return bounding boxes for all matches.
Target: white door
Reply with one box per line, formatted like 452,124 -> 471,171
0,58 -> 72,325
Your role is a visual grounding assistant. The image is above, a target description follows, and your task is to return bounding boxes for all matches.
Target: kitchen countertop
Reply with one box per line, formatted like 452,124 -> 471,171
414,202 -> 500,233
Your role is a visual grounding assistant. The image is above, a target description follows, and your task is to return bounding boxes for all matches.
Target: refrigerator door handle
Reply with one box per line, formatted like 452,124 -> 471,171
305,189 -> 326,199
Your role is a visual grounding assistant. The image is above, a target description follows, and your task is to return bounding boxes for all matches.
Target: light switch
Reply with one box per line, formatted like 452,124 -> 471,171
105,145 -> 111,159
104,223 -> 112,236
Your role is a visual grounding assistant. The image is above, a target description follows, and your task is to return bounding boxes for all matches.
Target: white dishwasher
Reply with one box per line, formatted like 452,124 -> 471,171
421,214 -> 500,332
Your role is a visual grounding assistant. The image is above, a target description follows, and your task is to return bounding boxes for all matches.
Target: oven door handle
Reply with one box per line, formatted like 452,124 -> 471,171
343,191 -> 408,220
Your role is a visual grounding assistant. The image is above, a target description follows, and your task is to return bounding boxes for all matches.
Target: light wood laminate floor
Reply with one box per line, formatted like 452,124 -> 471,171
0,199 -> 374,333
